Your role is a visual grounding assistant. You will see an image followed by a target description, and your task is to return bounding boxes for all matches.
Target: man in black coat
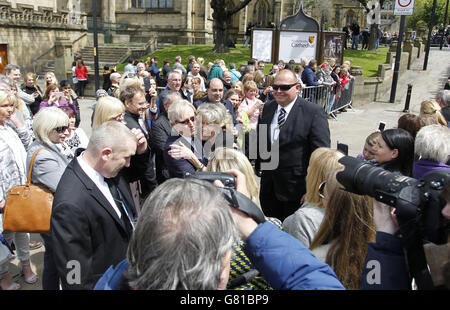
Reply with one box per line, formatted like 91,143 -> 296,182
51,121 -> 143,289
121,85 -> 158,199
256,70 -> 330,221
194,78 -> 237,125
150,90 -> 181,184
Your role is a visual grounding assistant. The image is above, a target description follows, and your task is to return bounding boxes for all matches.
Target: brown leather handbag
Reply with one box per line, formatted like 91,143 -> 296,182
3,148 -> 53,233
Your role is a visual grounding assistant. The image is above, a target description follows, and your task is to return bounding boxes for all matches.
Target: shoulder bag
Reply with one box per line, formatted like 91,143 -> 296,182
3,148 -> 53,233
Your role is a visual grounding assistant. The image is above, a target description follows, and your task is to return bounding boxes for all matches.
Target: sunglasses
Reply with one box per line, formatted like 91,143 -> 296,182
272,83 -> 298,91
54,126 -> 69,133
177,116 -> 195,125
318,181 -> 328,201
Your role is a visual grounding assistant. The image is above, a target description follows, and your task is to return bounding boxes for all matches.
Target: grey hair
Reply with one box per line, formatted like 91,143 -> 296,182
435,90 -> 450,107
229,62 -> 236,70
168,70 -> 182,81
87,120 -> 137,154
167,99 -> 196,125
414,124 -> 450,163
126,178 -> 239,290
197,102 -> 232,129
161,90 -> 182,106
5,64 -> 20,74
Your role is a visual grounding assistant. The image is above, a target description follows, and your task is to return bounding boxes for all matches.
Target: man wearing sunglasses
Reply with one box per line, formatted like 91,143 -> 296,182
257,69 -> 330,221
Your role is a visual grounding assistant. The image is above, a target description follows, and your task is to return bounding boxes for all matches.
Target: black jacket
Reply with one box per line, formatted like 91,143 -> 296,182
257,96 -> 331,202
122,111 -> 157,195
51,158 -> 136,289
149,113 -> 172,184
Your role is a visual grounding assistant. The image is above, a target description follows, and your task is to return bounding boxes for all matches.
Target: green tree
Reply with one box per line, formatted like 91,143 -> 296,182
407,0 -> 447,30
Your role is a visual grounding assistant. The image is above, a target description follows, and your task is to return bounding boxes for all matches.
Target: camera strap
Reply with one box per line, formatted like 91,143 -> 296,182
217,187 -> 266,224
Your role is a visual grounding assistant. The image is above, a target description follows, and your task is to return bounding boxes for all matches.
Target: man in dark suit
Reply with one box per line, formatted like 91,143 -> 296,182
150,90 -> 181,183
257,69 -> 330,221
51,121 -> 143,289
121,85 -> 158,200
163,100 -> 206,178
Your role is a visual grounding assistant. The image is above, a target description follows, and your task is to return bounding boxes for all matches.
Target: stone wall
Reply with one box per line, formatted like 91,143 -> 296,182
0,1 -> 87,73
351,44 -> 422,106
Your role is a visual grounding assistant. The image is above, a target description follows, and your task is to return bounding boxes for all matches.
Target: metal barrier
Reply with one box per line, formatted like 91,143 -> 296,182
300,79 -> 354,120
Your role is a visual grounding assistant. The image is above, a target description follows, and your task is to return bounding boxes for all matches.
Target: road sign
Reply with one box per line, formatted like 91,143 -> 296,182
394,0 -> 415,15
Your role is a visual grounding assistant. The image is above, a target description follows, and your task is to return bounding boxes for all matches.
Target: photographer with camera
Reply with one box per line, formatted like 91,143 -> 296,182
94,169 -> 344,290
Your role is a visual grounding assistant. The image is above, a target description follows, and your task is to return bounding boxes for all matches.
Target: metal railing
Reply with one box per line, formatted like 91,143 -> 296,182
300,79 -> 354,120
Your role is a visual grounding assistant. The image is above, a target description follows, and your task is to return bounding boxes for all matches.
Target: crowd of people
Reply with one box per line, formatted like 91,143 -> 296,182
0,52 -> 449,292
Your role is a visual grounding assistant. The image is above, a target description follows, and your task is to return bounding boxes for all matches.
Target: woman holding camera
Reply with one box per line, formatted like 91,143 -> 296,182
39,84 -> 78,116
373,128 -> 414,177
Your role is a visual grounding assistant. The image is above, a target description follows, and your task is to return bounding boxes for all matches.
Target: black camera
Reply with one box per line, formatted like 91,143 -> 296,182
185,172 -> 265,224
184,171 -> 236,188
336,156 -> 450,245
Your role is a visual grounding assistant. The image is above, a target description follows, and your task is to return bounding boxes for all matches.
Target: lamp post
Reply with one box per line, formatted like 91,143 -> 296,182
92,0 -> 100,91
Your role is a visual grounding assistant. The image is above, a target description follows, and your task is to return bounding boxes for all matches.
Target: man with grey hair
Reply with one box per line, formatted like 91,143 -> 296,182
173,55 -> 187,75
150,90 -> 182,183
157,70 -> 190,115
51,121 -> 141,289
94,170 -> 344,290
107,72 -> 121,97
5,64 -> 34,117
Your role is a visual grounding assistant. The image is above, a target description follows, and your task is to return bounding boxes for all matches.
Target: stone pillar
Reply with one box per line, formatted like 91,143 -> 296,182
349,66 -> 365,107
54,38 -> 73,82
274,0 -> 282,26
102,0 -> 116,23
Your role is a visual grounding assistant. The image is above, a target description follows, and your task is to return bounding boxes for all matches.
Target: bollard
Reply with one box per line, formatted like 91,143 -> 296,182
403,84 -> 413,113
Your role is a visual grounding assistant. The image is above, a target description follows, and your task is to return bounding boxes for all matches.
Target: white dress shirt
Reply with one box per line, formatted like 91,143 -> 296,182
270,97 -> 297,144
77,153 -> 122,219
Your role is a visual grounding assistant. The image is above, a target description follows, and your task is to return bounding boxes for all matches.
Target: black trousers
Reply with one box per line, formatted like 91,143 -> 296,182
259,191 -> 301,222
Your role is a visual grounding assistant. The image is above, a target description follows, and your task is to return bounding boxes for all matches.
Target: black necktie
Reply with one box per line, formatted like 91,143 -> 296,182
278,108 -> 286,127
105,178 -> 134,234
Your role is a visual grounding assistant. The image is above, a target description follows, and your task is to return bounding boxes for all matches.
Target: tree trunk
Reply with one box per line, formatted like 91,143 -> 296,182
210,0 -> 253,53
368,23 -> 378,50
213,17 -> 230,53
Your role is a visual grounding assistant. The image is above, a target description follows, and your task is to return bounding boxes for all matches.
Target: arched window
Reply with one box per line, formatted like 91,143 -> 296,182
131,0 -> 173,9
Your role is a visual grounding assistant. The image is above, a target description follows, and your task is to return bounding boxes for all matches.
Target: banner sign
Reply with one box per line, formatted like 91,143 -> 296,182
251,30 -> 274,62
278,31 -> 318,63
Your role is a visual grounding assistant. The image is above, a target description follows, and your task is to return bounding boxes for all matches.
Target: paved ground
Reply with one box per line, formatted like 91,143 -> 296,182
7,46 -> 449,290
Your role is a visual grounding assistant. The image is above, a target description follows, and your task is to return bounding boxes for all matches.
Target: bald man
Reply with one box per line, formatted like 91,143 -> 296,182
256,69 -> 330,221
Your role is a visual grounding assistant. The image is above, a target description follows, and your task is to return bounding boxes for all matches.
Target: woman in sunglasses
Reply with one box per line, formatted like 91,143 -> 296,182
26,106 -> 72,290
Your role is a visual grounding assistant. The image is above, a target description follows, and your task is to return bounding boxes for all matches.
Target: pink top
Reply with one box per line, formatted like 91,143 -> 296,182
238,97 -> 262,131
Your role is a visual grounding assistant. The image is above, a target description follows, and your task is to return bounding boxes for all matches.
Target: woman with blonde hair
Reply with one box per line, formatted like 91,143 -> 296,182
207,147 -> 259,204
309,169 -> 376,290
92,96 -> 125,129
283,147 -> 344,247
0,89 -> 36,290
419,100 -> 447,126
27,107 -> 71,289
44,72 -> 58,92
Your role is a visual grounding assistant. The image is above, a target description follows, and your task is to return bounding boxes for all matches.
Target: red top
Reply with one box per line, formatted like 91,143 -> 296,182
75,65 -> 88,80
